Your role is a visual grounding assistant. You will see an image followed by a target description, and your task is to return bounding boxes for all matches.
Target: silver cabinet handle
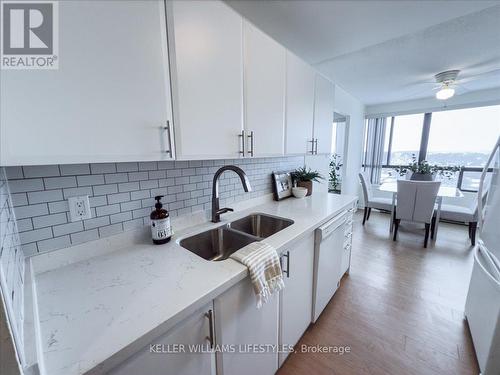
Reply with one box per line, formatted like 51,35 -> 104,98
238,130 -> 245,156
247,131 -> 254,157
314,139 -> 319,154
205,309 -> 214,349
163,121 -> 172,155
308,139 -> 315,154
281,251 -> 290,278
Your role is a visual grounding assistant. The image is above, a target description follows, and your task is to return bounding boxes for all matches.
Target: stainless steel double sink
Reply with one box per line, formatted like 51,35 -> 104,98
179,213 -> 294,261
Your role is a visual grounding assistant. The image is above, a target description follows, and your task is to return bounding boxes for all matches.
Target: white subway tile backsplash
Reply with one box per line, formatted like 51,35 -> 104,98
6,157 -> 303,255
104,173 -> 128,184
110,212 -> 132,224
59,164 -> 91,176
93,184 -> 118,196
15,203 -> 49,219
32,213 -> 68,229
23,165 -> 60,178
120,200 -> 142,212
70,229 -> 99,245
44,176 -> 77,189
128,172 -> 149,181
4,167 -> 24,179
19,227 -> 53,245
77,174 -> 105,186
52,221 -> 84,237
63,186 -> 93,199
37,235 -> 71,252
116,162 -> 139,172
96,204 -> 121,217
138,161 -> 157,171
48,200 -> 69,214
108,192 -> 131,204
10,193 -> 28,207
98,223 -> 123,238
89,196 -> 107,208
16,218 -> 33,232
130,190 -> 150,201
139,180 -> 158,190
27,189 -> 63,204
8,178 -> 44,193
118,182 -> 139,193
90,163 -> 116,174
83,216 -> 110,230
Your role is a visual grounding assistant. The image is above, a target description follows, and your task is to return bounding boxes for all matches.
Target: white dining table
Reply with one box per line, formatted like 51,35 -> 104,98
378,182 -> 464,240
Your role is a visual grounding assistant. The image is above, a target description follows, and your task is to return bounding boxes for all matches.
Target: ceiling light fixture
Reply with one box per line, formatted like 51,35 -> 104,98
436,84 -> 455,100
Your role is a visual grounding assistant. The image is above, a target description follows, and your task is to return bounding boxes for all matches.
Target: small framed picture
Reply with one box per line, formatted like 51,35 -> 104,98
272,171 -> 293,201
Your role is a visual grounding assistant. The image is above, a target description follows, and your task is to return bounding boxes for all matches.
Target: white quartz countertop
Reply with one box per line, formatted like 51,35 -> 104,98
32,193 -> 357,375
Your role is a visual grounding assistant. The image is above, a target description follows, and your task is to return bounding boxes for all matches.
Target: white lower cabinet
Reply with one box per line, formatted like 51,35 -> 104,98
279,232 -> 315,366
108,302 -> 215,375
214,277 -> 279,375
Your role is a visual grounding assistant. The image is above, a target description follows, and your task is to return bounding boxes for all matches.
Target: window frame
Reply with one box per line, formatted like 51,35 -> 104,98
367,110 -> 494,192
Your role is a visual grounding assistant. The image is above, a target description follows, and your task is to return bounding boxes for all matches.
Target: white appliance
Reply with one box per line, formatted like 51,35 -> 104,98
465,136 -> 500,375
312,211 -> 347,322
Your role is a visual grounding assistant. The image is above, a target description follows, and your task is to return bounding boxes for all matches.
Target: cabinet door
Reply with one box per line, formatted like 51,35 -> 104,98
214,278 -> 279,375
0,0 -> 173,166
279,232 -> 314,365
168,0 -> 244,159
313,74 -> 335,154
109,302 -> 215,375
243,21 -> 285,157
285,52 -> 315,155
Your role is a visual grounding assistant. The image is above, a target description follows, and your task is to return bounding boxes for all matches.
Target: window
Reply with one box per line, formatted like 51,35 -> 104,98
426,105 -> 500,167
363,105 -> 500,191
384,113 -> 424,165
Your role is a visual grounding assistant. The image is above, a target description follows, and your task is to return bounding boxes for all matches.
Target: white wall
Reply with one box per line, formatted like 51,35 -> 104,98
366,87 -> 500,117
333,85 -> 365,197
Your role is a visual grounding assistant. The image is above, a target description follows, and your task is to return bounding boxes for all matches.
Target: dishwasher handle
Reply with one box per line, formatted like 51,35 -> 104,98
317,212 -> 347,241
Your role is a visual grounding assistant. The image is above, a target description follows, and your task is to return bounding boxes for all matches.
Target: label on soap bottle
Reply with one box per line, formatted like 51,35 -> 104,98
151,217 -> 172,241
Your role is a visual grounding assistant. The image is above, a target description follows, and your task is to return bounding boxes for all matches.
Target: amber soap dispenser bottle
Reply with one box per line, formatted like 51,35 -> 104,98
150,195 -> 172,244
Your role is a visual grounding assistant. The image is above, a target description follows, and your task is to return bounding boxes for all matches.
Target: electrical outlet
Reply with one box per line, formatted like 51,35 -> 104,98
68,195 -> 92,222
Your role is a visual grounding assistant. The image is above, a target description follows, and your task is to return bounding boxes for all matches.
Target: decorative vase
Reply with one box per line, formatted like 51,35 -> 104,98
410,172 -> 434,181
297,180 -> 313,196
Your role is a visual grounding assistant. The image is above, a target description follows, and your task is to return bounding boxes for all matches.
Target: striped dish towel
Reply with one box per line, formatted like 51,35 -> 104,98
230,241 -> 285,308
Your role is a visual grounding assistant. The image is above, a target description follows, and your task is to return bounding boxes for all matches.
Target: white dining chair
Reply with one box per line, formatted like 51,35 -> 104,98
393,180 -> 441,248
358,172 -> 393,225
437,188 -> 489,246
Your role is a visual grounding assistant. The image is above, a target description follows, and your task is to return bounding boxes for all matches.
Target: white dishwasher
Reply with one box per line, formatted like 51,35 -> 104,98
312,210 -> 348,322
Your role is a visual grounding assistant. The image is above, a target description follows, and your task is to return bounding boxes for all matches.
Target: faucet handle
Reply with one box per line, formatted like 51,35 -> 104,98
216,207 -> 234,215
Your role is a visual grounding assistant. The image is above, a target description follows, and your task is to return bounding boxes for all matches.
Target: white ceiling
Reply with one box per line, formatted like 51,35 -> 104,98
226,0 -> 500,105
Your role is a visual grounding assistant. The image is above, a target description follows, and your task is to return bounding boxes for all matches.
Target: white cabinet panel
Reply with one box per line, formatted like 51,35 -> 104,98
243,21 -> 285,157
0,0 -> 173,166
168,0 -> 244,159
279,232 -> 314,365
215,277 -> 279,375
285,52 -> 315,155
109,302 -> 215,375
313,74 -> 335,154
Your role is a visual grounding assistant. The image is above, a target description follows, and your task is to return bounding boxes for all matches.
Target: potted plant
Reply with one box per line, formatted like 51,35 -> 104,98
329,154 -> 343,194
291,167 -> 324,196
394,155 -> 462,181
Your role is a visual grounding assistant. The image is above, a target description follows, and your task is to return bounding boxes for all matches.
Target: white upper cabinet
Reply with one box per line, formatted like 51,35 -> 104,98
313,74 -> 335,154
167,0 -> 244,160
285,51 -> 315,155
0,0 -> 173,166
243,21 -> 286,157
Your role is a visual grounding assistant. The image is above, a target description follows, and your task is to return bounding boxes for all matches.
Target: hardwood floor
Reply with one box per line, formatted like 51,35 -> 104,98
278,210 -> 479,375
